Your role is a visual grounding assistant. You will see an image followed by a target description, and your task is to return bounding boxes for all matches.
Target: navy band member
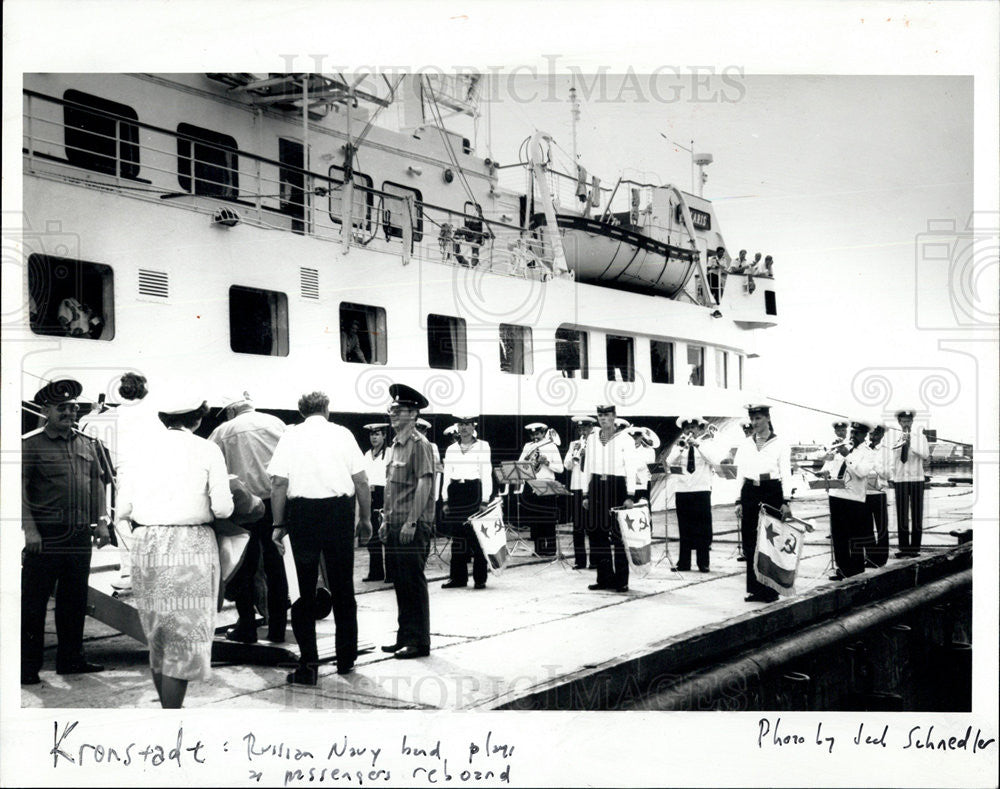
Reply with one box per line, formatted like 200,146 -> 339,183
827,419 -> 876,579
379,384 -> 435,659
361,422 -> 391,583
864,422 -> 891,568
582,405 -> 638,592
734,403 -> 792,603
441,415 -> 493,589
667,417 -> 716,572
209,391 -> 289,644
268,391 -> 372,684
564,415 -> 596,569
628,425 -> 659,503
518,423 -> 565,557
890,408 -> 929,558
22,379 -> 112,685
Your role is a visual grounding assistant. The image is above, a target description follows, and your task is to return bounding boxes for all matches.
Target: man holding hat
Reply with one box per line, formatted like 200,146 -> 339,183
209,391 -> 289,643
379,384 -> 436,659
518,422 -> 565,556
891,408 -> 929,557
268,391 -> 372,683
581,404 -> 638,592
667,417 -> 717,572
733,403 -> 792,603
564,415 -> 596,569
441,415 -> 493,588
826,419 -> 877,579
360,422 -> 391,583
22,378 -> 112,685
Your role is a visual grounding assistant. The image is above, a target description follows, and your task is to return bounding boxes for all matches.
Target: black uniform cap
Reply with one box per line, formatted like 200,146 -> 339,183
33,378 -> 83,406
388,383 -> 429,411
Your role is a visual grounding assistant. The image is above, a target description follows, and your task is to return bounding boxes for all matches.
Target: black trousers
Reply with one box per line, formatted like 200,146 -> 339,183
829,496 -> 871,577
21,528 -> 93,676
894,481 -> 925,554
675,490 -> 713,570
365,486 -> 390,581
521,486 -> 558,555
385,521 -> 432,649
866,492 -> 890,567
569,489 -> 589,567
227,499 -> 288,638
445,480 -> 487,585
587,475 -> 629,589
287,496 -> 357,672
740,479 -> 784,600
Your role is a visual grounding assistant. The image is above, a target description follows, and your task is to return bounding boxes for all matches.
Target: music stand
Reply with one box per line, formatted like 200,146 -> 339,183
525,479 -> 575,568
804,477 -> 844,579
495,462 -> 541,558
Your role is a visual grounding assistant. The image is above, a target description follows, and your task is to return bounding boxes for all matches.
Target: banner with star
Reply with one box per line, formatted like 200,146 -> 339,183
754,507 -> 808,596
614,504 -> 652,567
469,498 -> 509,571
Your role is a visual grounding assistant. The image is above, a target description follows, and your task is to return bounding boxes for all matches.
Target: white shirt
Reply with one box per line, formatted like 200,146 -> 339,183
866,441 -> 892,493
581,430 -> 638,496
79,397 -> 164,479
829,443 -> 876,503
888,426 -> 929,482
363,446 -> 388,488
733,433 -> 792,487
442,439 -> 493,503
564,438 -> 588,491
633,445 -> 656,491
208,409 -> 286,499
266,415 -> 366,499
667,438 -> 720,493
117,427 -> 234,525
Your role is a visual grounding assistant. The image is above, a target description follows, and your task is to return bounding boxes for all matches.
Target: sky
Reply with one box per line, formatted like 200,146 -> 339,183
470,73 -> 978,444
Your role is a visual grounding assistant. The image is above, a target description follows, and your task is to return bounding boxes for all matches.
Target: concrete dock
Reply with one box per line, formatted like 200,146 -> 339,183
20,484 -> 974,710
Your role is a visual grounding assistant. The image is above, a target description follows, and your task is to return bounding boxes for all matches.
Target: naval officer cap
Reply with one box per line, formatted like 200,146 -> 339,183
595,403 -> 617,415
831,419 -> 849,429
415,417 -> 432,430
453,414 -> 479,425
745,403 -> 771,417
894,407 -> 918,418
157,393 -> 208,415
443,424 -> 459,436
676,414 -> 704,428
850,417 -> 874,432
33,377 -> 84,406
388,383 -> 429,411
571,415 -> 597,425
525,422 -> 548,432
364,422 -> 389,432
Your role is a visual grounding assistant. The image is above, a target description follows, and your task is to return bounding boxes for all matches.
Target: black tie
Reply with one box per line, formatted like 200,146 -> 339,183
687,445 -> 696,473
900,436 -> 909,463
837,452 -> 849,479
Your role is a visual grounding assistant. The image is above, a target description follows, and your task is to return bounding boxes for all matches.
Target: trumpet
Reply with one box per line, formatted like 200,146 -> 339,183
677,423 -> 718,449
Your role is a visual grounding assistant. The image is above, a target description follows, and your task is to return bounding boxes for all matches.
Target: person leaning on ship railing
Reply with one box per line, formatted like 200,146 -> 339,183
733,403 -> 793,604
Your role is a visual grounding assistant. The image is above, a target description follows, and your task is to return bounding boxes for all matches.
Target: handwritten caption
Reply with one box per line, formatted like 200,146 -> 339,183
757,717 -> 996,756
49,721 -> 515,784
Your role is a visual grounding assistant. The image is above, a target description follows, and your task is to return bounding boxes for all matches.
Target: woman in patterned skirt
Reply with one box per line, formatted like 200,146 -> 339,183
116,395 -> 233,708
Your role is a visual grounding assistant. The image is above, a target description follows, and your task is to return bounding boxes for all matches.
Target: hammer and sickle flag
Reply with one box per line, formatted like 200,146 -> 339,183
615,504 -> 652,568
754,506 -> 809,596
469,498 -> 509,571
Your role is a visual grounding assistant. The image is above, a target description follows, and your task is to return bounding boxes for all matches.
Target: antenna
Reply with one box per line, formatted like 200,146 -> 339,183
569,83 -> 580,164
694,152 -> 714,197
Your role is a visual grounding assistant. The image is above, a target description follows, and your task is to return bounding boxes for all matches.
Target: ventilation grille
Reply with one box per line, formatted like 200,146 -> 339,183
138,269 -> 169,298
300,267 -> 319,299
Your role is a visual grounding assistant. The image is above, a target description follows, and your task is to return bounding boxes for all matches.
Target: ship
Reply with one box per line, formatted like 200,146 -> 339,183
19,72 -> 778,456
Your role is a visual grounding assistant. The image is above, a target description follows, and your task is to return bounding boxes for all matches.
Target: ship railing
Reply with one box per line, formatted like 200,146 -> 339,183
23,89 -> 563,281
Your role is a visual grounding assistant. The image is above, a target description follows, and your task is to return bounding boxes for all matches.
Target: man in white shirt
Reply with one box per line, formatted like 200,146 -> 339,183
268,392 -> 372,684
441,416 -> 493,589
582,405 -> 637,592
865,422 -> 892,568
667,417 -> 717,572
360,423 -> 391,583
826,419 -> 876,580
209,391 -> 288,644
518,423 -> 565,557
890,408 -> 929,557
564,415 -> 596,570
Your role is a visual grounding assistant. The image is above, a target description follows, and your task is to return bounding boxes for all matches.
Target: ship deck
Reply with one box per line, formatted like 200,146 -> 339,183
20,483 -> 974,710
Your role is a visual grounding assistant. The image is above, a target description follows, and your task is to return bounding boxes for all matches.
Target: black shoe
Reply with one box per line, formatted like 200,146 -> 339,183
614,585 -> 629,593
698,567 -> 710,573
264,632 -> 286,644
441,580 -> 467,589
56,661 -> 104,675
394,645 -> 430,660
21,672 -> 41,686
572,564 -> 587,570
736,555 -> 747,562
226,625 -> 258,644
362,575 -> 384,582
336,663 -> 355,676
381,643 -> 402,654
675,565 -> 691,572
287,667 -> 318,686
828,572 -> 845,581
474,582 -> 486,589
894,550 -> 908,559
588,583 -> 612,591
